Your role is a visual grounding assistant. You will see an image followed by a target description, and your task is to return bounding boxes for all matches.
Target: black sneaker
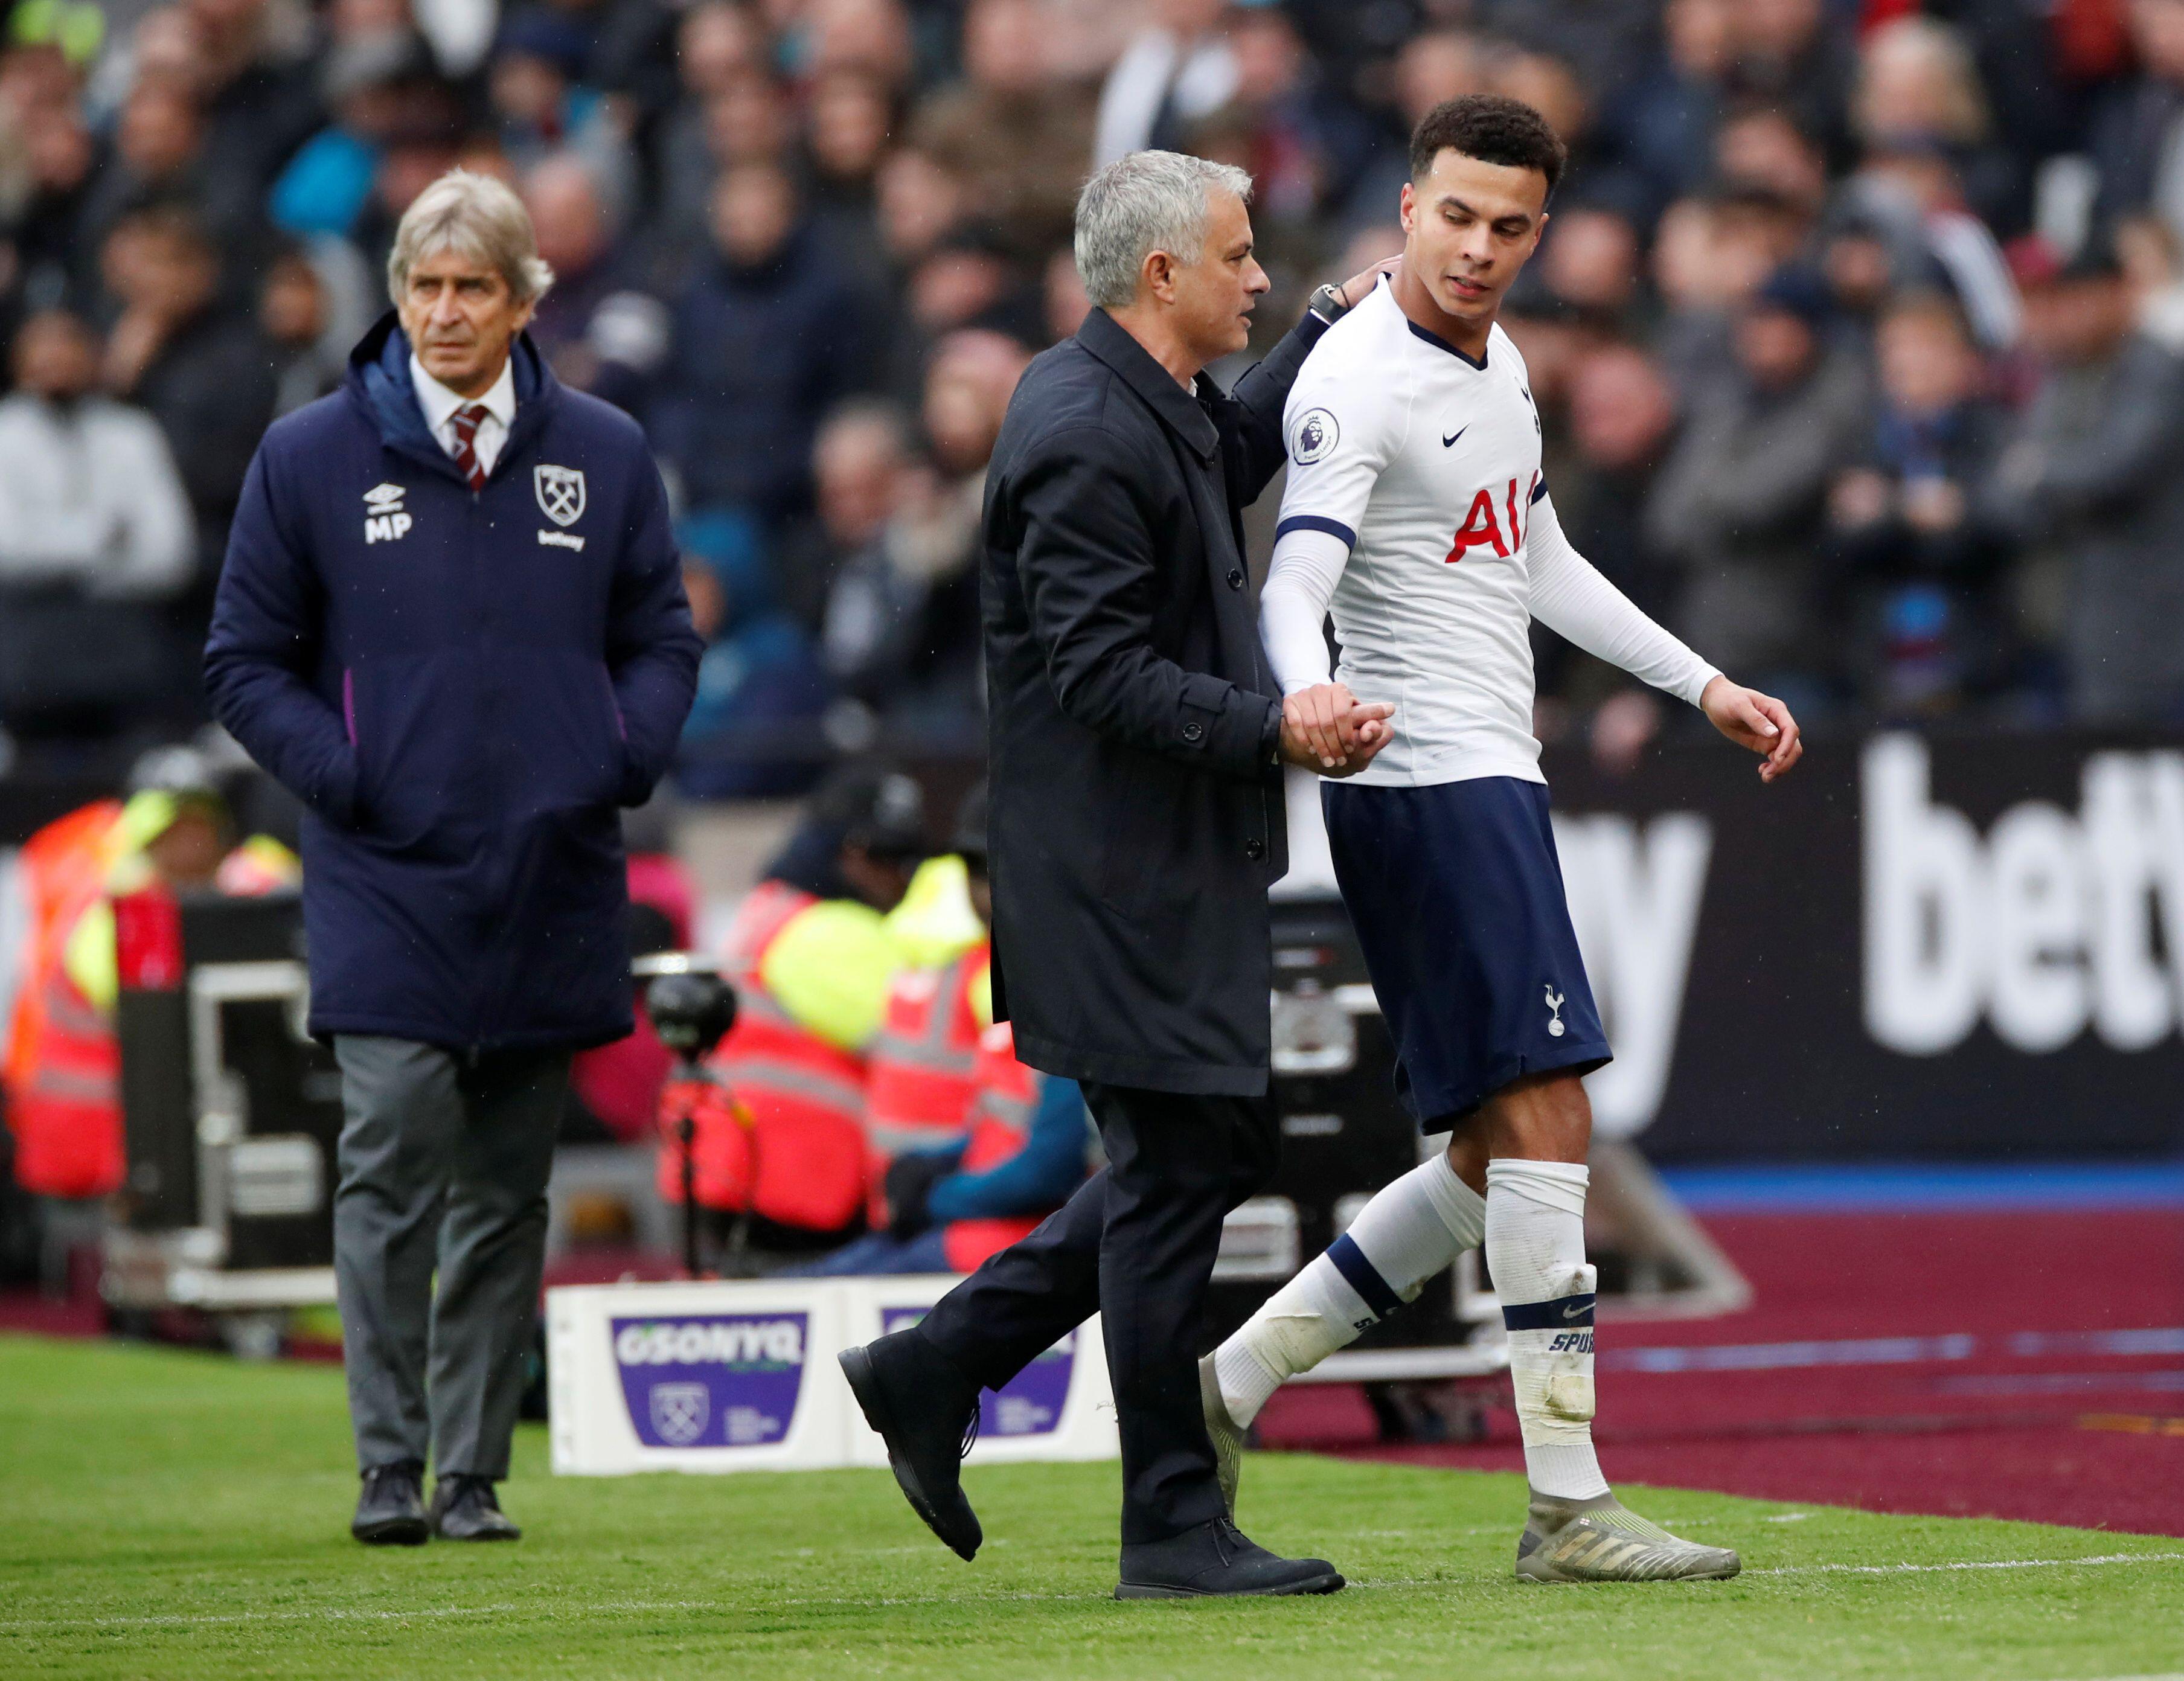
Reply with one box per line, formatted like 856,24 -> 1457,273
428,1475 -> 521,1541
1116,1517 -> 1345,1599
351,1461 -> 428,1546
839,1329 -> 984,1560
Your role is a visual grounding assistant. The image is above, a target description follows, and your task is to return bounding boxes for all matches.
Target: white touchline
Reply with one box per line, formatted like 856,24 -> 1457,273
11,1552 -> 2183,1633
1749,1552 -> 2184,1577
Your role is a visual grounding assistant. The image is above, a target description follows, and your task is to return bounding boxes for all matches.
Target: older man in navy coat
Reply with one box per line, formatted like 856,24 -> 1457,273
205,169 -> 700,1546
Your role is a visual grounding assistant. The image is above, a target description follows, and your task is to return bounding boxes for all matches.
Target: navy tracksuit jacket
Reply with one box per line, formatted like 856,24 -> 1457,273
204,315 -> 702,1052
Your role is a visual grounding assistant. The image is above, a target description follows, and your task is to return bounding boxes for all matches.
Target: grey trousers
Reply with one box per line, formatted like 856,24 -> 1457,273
331,1036 -> 570,1479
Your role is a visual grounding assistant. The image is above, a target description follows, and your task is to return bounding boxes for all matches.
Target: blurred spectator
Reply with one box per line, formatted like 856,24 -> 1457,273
650,159 -> 877,524
1180,4 -> 1377,239
676,511 -> 831,798
260,241 -> 347,414
1095,0 -> 1235,167
75,74 -> 260,262
1984,237 -> 2184,722
97,205 -> 277,584
13,0 -> 2184,760
1850,16 -> 2024,239
805,332 -> 1023,751
1713,103 -> 1830,222
1341,27 -> 1487,228
4,100 -> 100,309
1827,292 -> 2012,713
654,4 -> 772,240
2089,0 -> 2184,247
1535,339 -> 1685,757
1535,202 -> 1644,330
486,8 -> 636,202
914,0 -> 1092,260
269,31 -> 425,240
0,309 -> 192,737
520,151 -> 665,408
1648,265 -> 1871,693
1728,0 -> 1854,170
1843,141 -> 2022,352
1607,0 -> 1735,222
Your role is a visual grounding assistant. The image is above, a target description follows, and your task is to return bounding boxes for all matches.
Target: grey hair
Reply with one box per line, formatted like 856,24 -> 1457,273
386,168 -> 556,307
1073,150 -> 1254,310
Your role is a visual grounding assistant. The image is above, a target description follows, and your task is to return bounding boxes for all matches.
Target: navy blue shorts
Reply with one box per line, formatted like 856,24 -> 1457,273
1322,776 -> 1611,1129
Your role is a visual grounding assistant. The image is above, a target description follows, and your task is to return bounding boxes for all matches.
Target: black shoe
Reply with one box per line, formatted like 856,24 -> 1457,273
839,1329 -> 984,1560
428,1474 -> 521,1541
1116,1517 -> 1345,1599
351,1461 -> 428,1546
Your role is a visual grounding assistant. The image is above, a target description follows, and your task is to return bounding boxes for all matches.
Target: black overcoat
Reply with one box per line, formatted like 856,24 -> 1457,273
983,306 -> 1327,1095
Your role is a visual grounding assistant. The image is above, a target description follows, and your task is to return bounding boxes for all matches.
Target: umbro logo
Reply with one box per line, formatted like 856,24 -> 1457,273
362,482 -> 411,544
1443,426 -> 1467,447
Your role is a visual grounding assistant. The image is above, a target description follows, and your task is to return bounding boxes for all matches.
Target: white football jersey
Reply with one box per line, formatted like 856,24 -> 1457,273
1274,286 -> 1552,786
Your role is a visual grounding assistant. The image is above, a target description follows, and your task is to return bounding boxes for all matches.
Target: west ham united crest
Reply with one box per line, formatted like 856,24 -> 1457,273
648,1381 -> 709,1446
534,464 -> 586,527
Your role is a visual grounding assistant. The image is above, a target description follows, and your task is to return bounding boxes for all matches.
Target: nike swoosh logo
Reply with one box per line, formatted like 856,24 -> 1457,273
1562,1301 -> 1589,1319
1443,426 -> 1467,447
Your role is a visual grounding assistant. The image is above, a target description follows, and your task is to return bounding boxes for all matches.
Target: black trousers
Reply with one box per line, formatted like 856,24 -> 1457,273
914,1080 -> 1279,1545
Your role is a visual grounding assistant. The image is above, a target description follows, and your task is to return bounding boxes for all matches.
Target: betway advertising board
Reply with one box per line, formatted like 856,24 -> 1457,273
1531,731 -> 2184,1161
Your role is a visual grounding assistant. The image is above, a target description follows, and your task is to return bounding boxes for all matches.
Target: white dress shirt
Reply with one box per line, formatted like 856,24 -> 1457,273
409,351 -> 516,478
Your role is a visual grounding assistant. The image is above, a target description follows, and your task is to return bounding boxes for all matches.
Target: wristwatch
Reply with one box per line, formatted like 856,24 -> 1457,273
1308,282 -> 1353,325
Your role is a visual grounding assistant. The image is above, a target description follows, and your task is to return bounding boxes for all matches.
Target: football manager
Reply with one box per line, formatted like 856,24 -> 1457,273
203,168 -> 701,1545
841,150 -> 1395,1599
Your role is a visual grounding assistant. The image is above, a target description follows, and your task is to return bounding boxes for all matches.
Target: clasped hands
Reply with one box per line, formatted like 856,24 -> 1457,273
1280,684 -> 1394,777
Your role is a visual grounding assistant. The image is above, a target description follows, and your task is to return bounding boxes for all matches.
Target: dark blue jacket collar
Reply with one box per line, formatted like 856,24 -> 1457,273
345,312 -> 560,482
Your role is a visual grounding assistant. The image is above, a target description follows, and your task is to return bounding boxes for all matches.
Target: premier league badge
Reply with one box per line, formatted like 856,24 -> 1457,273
534,464 -> 586,527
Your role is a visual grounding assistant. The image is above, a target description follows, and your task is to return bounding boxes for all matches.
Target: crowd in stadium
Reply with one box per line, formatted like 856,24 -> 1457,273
4,0 -> 2184,788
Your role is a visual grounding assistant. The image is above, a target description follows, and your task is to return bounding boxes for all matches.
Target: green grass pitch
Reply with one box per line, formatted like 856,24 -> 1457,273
3,1334 -> 2181,1680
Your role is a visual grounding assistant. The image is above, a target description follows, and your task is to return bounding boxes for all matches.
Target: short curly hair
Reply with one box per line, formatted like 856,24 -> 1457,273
1409,94 -> 1567,197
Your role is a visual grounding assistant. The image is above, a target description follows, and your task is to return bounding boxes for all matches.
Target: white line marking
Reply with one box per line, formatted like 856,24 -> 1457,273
7,1551 -> 2182,1634
1749,1552 -> 2184,1577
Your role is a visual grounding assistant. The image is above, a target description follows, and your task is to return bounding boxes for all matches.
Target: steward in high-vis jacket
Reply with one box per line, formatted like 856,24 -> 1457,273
801,1019 -> 1089,1277
2,751 -> 296,1202
659,767 -> 976,1249
861,782 -> 996,1179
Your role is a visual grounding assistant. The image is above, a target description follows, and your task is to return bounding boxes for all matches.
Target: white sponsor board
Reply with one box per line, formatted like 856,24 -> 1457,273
547,1277 -> 1116,1476
840,1279 -> 1116,1467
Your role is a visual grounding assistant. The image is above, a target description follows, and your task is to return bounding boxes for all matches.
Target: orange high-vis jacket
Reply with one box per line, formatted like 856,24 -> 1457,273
2,802 -> 125,1199
863,941 -> 988,1162
658,880 -> 877,1233
941,1020 -> 1046,1273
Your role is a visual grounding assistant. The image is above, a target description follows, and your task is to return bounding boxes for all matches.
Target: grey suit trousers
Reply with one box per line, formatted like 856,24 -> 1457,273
331,1036 -> 570,1478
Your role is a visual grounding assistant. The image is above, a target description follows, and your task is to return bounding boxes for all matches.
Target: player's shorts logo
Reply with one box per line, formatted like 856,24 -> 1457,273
1545,985 -> 1566,1037
1289,408 -> 1339,464
534,464 -> 586,527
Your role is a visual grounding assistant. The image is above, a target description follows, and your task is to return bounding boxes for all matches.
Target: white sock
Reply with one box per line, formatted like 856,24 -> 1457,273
1214,1154 -> 1487,1427
1486,1157 -> 1610,1501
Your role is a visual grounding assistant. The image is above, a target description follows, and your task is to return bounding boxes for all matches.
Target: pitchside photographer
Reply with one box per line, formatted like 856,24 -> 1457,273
203,169 -> 701,1546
